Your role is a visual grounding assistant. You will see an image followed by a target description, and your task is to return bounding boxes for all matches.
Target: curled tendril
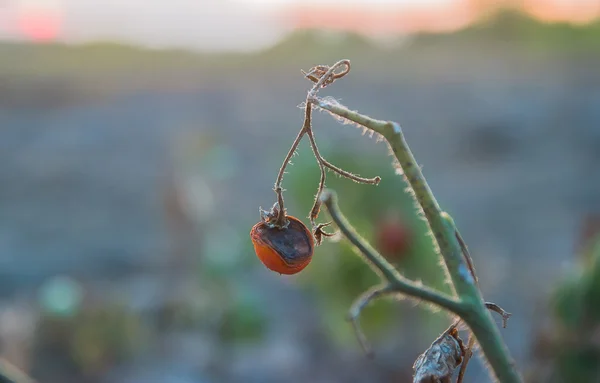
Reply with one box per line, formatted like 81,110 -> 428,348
302,60 -> 351,89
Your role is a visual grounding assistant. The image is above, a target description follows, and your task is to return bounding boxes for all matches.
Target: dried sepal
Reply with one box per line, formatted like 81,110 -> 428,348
413,325 -> 465,383
313,221 -> 335,246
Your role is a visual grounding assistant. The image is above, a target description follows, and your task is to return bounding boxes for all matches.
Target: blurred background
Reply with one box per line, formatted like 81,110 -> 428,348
1,0 -> 600,382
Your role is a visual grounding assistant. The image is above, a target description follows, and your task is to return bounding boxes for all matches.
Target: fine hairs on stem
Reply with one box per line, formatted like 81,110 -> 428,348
281,60 -> 523,382
270,59 -> 380,231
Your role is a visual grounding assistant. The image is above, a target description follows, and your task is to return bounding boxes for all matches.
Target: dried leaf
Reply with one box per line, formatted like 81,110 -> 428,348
413,327 -> 465,383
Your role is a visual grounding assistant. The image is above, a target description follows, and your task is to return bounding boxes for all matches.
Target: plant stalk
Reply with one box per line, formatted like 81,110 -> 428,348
313,97 -> 522,383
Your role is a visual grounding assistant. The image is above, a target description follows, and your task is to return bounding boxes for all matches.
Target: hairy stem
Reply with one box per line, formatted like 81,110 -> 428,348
272,102 -> 311,227
312,97 -> 475,297
322,158 -> 381,184
314,98 -> 522,383
320,190 -> 464,315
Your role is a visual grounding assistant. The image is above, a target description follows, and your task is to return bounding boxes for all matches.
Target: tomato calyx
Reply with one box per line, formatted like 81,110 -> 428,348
259,202 -> 290,229
313,221 -> 335,246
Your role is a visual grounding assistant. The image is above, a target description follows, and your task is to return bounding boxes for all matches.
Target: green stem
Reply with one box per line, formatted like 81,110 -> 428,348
320,190 -> 464,316
462,306 -> 521,382
313,97 -> 522,383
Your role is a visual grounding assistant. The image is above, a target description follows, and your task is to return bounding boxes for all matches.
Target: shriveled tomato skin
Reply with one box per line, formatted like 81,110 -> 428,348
250,216 -> 314,275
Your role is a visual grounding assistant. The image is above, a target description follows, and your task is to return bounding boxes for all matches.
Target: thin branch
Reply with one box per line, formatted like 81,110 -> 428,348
305,127 -> 380,225
271,59 -> 375,228
453,229 -> 479,380
273,60 -> 350,227
305,128 -> 328,224
272,105 -> 310,227
303,60 -> 379,224
457,335 -> 476,383
320,190 -> 465,316
347,285 -> 394,357
456,229 -> 479,287
322,158 -> 381,185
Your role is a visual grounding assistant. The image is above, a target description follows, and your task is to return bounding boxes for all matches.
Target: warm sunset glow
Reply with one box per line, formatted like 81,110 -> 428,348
17,10 -> 61,41
1,0 -> 599,51
274,0 -> 600,36
279,2 -> 471,34
523,0 -> 600,23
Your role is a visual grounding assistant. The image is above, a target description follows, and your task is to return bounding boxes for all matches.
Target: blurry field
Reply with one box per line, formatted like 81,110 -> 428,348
0,10 -> 600,383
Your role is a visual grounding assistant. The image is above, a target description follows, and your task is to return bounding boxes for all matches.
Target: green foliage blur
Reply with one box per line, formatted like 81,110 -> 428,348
531,235 -> 600,382
32,304 -> 147,378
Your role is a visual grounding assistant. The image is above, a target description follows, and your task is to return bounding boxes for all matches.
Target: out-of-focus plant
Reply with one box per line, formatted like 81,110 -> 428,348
171,129 -> 269,345
196,204 -> 269,346
31,302 -> 147,379
69,305 -> 144,375
528,230 -> 600,382
249,60 -> 522,382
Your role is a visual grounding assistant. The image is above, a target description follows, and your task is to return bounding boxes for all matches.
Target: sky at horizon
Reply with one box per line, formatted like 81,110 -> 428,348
1,0 -> 599,52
